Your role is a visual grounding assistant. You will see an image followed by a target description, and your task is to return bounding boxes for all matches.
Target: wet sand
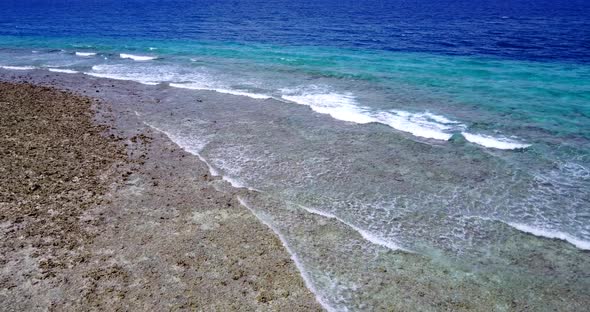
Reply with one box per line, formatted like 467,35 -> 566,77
0,76 -> 322,311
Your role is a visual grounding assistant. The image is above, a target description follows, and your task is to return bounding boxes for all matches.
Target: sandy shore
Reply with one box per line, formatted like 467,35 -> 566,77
0,76 -> 322,310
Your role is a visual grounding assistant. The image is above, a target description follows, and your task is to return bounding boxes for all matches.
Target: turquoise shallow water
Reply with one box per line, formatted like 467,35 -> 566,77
1,3 -> 589,307
1,36 -> 589,142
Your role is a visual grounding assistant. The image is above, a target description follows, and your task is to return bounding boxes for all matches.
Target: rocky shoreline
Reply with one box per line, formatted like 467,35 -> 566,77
0,77 -> 322,311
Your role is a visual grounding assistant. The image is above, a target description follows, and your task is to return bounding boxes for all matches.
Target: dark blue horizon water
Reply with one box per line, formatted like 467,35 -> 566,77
1,0 -> 590,63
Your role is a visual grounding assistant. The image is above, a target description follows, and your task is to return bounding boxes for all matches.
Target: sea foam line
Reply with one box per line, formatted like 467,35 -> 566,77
0,65 -> 35,70
48,68 -> 78,74
463,215 -> 590,251
237,196 -> 337,312
281,89 -> 530,149
301,206 -> 408,252
120,53 -> 158,61
506,222 -> 590,250
462,132 -> 531,150
75,52 -> 96,57
83,65 -> 271,99
141,121 -> 220,176
140,118 -> 260,191
170,83 -> 272,100
373,110 -> 458,141
281,91 -> 459,141
85,70 -> 159,85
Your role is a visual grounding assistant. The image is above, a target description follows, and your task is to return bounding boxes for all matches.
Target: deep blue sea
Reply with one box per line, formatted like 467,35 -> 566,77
1,0 -> 589,310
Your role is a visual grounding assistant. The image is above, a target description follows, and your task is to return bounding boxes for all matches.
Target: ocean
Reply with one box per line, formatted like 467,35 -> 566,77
1,0 -> 589,310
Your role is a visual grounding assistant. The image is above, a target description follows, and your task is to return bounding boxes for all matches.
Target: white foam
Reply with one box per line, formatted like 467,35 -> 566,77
144,119 -> 269,195
282,93 -> 375,124
423,112 -> 460,124
48,68 -> 78,74
301,206 -> 408,252
462,132 -> 531,150
463,216 -> 590,251
507,222 -> 590,250
355,227 -> 407,252
120,53 -> 158,61
170,83 -> 271,100
0,66 -> 35,70
216,89 -> 271,99
86,64 -> 163,85
302,206 -> 338,220
85,72 -> 158,85
281,88 -> 461,140
220,175 -> 246,188
373,110 -> 458,140
75,52 -> 96,57
142,122 -> 219,175
237,197 -> 337,312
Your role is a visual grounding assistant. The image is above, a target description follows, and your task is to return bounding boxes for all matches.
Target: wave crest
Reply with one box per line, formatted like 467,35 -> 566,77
75,52 -> 96,57
462,132 -> 531,150
120,53 -> 158,61
280,87 -> 463,140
